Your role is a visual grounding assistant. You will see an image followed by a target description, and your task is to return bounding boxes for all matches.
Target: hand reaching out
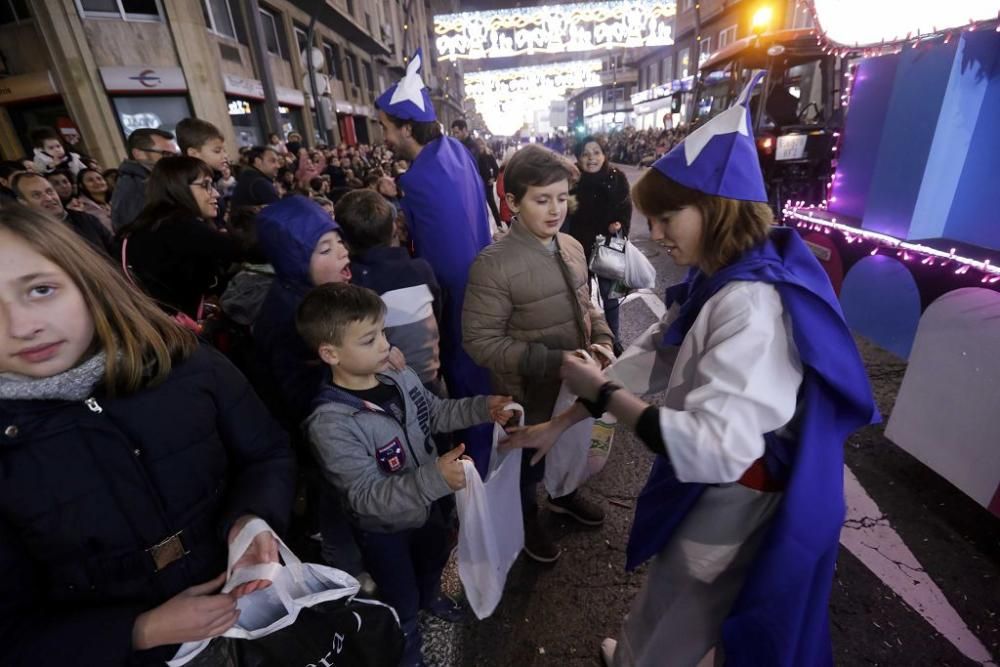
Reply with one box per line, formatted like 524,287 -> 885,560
487,395 -> 516,425
132,573 -> 239,650
437,443 -> 469,491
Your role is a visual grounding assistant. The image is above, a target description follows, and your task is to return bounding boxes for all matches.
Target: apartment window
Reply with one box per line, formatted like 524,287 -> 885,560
0,0 -> 30,24
323,42 -> 342,80
77,0 -> 162,20
363,62 -> 374,91
345,52 -> 359,86
678,48 -> 690,78
346,0 -> 355,16
662,56 -> 673,83
294,25 -> 309,54
203,0 -> 236,39
648,63 -> 657,86
364,12 -> 372,33
699,37 -> 712,65
717,25 -> 737,50
259,8 -> 285,58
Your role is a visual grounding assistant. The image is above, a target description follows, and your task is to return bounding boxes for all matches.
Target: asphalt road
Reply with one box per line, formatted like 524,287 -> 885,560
421,164 -> 1000,667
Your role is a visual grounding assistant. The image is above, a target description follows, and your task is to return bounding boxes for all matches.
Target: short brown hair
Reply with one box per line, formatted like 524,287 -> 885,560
502,144 -> 576,203
631,168 -> 773,274
0,205 -> 197,395
176,118 -> 224,154
296,282 -> 387,351
334,189 -> 395,256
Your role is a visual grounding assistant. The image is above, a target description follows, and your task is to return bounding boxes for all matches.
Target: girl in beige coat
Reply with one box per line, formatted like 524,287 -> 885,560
463,144 -> 614,563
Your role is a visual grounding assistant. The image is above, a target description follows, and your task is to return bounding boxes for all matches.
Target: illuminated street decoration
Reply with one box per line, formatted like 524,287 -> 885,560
434,0 -> 675,62
463,60 -> 603,136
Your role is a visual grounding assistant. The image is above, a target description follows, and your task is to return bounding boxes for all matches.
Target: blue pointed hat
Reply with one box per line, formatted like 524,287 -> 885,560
653,71 -> 767,202
376,48 -> 436,122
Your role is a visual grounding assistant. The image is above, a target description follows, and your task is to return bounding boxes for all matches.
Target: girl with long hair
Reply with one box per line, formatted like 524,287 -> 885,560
0,206 -> 295,664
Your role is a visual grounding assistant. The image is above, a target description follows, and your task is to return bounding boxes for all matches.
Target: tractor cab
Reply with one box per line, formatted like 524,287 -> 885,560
695,29 -> 857,209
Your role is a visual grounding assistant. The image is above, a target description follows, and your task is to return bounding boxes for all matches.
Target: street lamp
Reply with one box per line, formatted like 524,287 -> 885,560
751,6 -> 773,35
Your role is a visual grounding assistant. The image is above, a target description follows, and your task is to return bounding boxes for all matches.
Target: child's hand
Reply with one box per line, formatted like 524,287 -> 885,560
436,443 -> 468,491
387,346 -> 406,371
487,395 -> 516,425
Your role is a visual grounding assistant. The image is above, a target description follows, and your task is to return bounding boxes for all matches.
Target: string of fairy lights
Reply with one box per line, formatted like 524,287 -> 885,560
433,0 -> 676,62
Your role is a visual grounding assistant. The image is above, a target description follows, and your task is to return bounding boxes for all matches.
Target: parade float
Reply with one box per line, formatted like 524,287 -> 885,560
781,1 -> 1000,517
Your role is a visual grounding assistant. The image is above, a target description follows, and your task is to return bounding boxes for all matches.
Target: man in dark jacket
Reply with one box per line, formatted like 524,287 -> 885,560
13,172 -> 114,257
231,146 -> 281,211
0,160 -> 22,207
110,128 -> 177,232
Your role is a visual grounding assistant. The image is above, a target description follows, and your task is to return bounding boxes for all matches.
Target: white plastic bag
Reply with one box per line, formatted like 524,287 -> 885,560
455,403 -> 525,619
168,519 -> 386,666
543,346 -> 617,497
543,383 -> 596,498
623,241 -> 657,289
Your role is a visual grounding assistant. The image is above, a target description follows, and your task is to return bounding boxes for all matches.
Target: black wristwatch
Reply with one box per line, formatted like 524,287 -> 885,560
577,381 -> 622,418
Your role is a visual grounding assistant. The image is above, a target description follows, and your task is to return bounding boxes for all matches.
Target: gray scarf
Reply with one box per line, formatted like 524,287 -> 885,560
0,352 -> 107,401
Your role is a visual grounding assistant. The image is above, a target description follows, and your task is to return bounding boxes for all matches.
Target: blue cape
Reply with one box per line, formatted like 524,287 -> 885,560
626,226 -> 878,666
399,136 -> 494,472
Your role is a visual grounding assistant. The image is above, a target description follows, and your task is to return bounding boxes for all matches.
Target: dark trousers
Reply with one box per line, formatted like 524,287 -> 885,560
520,441 -> 546,512
597,275 -> 621,341
354,502 -> 452,666
319,487 -> 365,575
484,180 -> 501,225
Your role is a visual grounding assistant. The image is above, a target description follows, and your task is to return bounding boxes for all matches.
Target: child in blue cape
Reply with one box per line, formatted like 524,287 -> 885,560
505,74 -> 877,666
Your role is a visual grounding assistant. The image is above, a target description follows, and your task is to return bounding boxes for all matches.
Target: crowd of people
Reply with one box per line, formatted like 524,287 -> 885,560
0,58 -> 876,667
602,126 -> 689,167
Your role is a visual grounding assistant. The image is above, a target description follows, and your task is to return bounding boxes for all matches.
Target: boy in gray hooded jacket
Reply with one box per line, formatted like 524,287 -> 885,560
298,283 -> 514,667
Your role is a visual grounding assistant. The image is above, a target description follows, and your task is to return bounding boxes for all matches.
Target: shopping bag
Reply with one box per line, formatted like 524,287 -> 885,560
589,233 -> 627,281
544,346 -> 616,497
455,403 -> 525,620
588,413 -> 617,476
167,519 -> 403,667
623,241 -> 657,289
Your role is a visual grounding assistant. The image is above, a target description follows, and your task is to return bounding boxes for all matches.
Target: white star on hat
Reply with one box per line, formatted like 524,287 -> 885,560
389,51 -> 427,111
682,71 -> 764,166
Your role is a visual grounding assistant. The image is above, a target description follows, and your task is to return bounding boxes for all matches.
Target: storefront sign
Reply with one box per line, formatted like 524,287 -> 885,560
223,74 -> 265,100
228,99 -> 253,116
0,71 -> 58,104
100,66 -> 187,93
276,86 -> 304,107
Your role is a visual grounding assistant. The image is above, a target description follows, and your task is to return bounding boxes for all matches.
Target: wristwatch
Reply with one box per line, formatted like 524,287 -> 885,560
578,381 -> 622,418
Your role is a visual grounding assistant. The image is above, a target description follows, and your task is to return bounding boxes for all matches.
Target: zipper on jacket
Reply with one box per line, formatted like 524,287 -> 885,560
379,376 -> 420,462
84,397 -> 103,414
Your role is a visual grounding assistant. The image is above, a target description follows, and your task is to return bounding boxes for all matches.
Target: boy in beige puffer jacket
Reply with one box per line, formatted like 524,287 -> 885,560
463,144 -> 614,563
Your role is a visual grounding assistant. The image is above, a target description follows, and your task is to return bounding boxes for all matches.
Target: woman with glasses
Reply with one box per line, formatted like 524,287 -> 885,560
119,157 -> 244,325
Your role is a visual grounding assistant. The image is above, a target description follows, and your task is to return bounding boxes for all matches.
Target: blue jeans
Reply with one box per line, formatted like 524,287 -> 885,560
354,501 -> 453,666
598,275 -> 621,341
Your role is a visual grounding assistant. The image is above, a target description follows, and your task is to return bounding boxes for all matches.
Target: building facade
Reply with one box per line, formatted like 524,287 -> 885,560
0,0 -> 465,167
630,0 -> 812,132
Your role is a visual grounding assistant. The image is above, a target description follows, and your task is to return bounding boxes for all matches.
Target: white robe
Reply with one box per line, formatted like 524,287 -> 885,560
608,280 -> 804,667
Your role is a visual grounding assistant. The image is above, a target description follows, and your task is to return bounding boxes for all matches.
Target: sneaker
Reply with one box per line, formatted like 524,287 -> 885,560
522,511 -> 561,563
548,491 -> 605,526
601,638 -> 617,667
424,594 -> 468,623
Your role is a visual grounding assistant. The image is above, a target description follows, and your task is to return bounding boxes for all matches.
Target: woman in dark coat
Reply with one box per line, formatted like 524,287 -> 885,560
0,206 -> 295,666
121,156 -> 243,322
564,136 -> 632,349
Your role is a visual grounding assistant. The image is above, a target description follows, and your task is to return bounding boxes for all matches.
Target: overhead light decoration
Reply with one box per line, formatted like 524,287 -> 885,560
463,60 -> 603,135
807,0 -> 999,48
434,0 -> 675,62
